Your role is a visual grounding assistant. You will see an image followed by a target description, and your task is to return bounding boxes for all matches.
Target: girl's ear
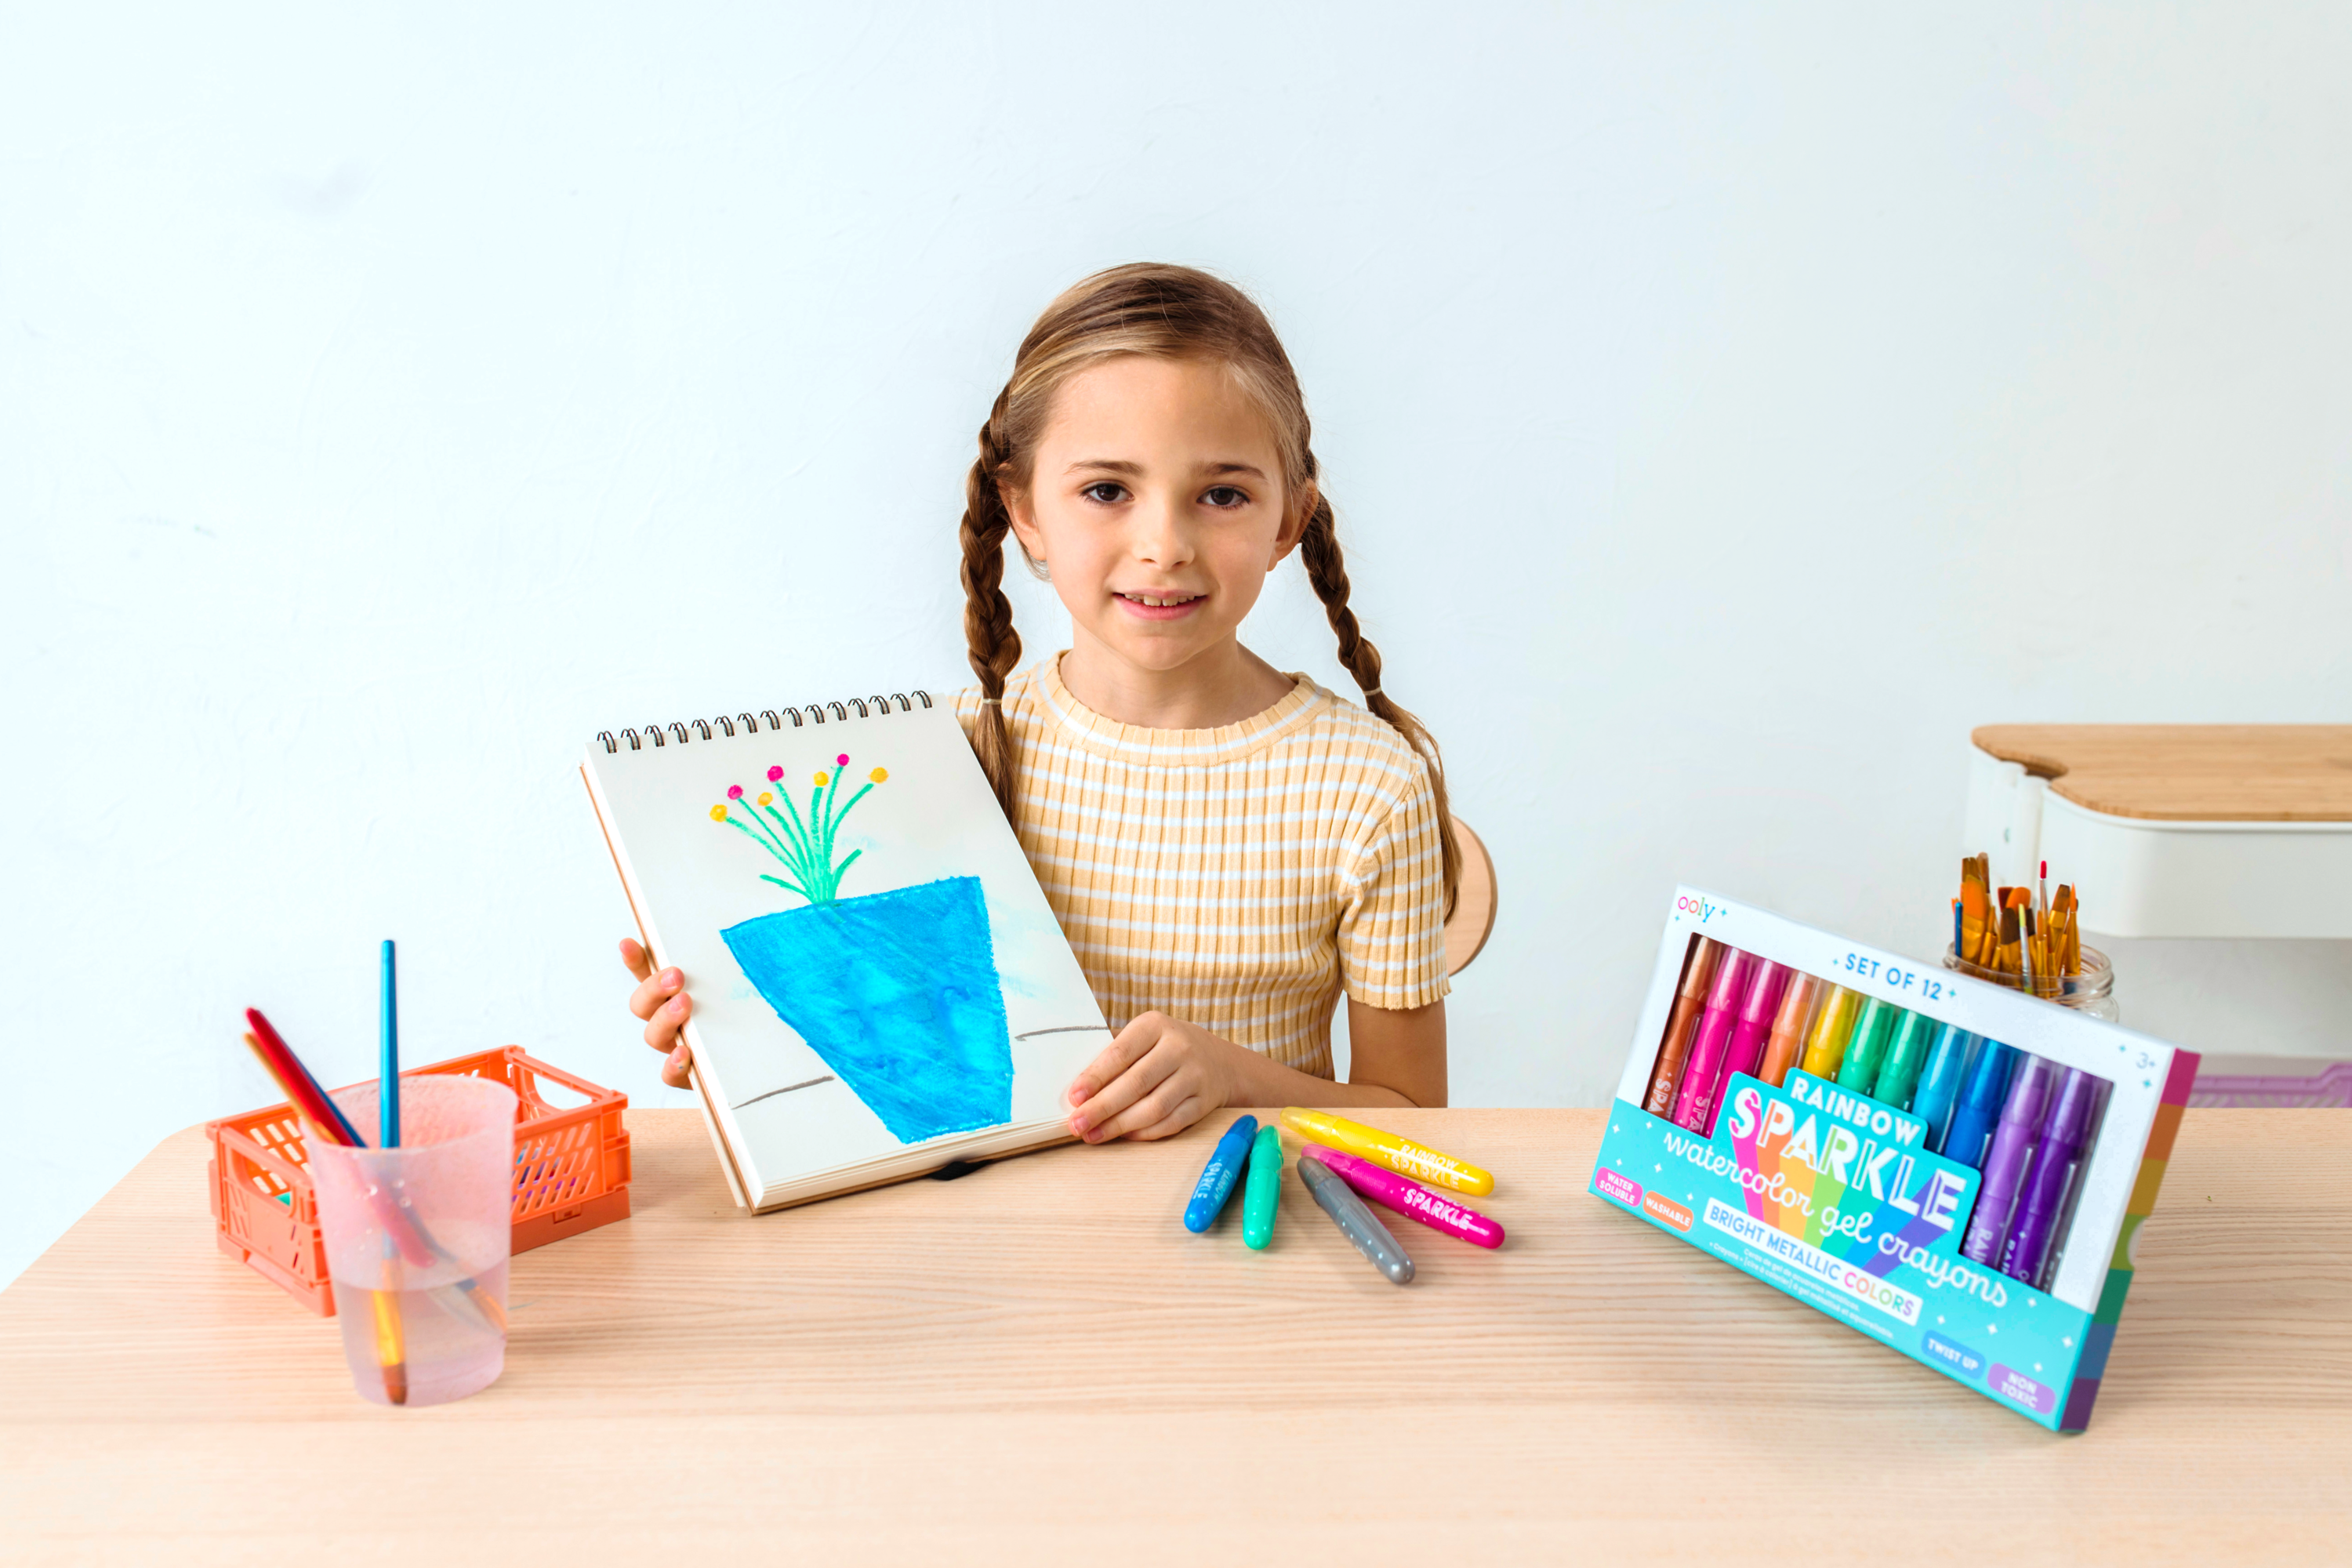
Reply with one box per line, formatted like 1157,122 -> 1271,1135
1004,479 -> 1048,564
1268,481 -> 1316,571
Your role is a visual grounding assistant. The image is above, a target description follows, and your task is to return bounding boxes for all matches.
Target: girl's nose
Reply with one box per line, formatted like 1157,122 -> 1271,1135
1131,494 -> 1196,567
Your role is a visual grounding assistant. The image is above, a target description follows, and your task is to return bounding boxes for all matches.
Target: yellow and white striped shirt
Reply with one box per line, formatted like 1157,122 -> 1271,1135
954,654 -> 1450,1079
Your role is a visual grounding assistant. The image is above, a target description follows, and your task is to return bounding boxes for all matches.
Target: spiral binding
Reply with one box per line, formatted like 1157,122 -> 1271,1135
597,691 -> 933,754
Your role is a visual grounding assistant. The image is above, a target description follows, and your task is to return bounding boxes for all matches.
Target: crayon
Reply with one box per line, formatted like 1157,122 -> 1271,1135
1278,1108 -> 1494,1197
1962,1054 -> 2057,1265
1755,972 -> 1820,1089
2001,1068 -> 2102,1287
1680,959 -> 1791,1137
1833,997 -> 1902,1098
1298,1154 -> 1414,1284
1940,1040 -> 2018,1171
1797,985 -> 1863,1081
1301,1144 -> 1504,1249
1182,1114 -> 1258,1232
1670,948 -> 1759,1134
1911,1025 -> 1978,1152
1242,1124 -> 1283,1250
1644,937 -> 1722,1117
1872,1007 -> 1940,1112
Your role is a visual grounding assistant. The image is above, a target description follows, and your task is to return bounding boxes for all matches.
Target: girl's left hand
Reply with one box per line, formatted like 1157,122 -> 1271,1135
1065,1011 -> 1238,1143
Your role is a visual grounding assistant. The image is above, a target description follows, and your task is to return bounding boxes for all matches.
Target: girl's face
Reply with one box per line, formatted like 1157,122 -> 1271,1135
1006,355 -> 1308,681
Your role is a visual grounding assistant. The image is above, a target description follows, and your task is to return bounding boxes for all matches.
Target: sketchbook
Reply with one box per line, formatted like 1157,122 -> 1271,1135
581,692 -> 1109,1210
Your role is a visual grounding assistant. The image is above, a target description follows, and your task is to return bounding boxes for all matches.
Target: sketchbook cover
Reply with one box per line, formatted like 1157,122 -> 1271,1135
583,704 -> 1109,1208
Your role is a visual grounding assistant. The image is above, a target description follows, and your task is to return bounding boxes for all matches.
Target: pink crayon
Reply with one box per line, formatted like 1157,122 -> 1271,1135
1687,958 -> 1793,1138
1301,1145 -> 1504,1249
1670,948 -> 1759,1136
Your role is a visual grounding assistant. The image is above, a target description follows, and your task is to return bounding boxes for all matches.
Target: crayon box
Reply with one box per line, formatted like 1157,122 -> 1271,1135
1590,887 -> 2198,1432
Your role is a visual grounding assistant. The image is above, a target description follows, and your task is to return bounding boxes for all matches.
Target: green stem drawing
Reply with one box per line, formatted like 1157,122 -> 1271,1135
735,797 -> 799,865
764,790 -> 816,862
713,757 -> 887,908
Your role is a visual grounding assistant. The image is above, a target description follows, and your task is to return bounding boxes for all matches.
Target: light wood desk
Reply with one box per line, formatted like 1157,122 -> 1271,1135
3,1109 -> 2347,1564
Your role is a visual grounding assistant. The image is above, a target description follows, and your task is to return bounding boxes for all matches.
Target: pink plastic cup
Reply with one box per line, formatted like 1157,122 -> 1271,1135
311,1075 -> 517,1407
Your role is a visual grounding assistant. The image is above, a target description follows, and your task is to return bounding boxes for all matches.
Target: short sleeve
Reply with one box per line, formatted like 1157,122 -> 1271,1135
1335,764 -> 1452,1011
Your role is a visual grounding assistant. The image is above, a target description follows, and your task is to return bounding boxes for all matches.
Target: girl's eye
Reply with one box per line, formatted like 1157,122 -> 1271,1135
1080,481 -> 1129,505
1201,485 -> 1249,509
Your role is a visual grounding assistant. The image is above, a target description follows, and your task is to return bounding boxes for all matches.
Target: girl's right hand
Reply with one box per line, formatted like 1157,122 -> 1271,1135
621,938 -> 695,1089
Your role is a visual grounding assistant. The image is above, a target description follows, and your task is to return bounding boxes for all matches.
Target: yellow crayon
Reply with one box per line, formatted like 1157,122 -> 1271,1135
1798,985 -> 1864,1080
1278,1108 -> 1494,1197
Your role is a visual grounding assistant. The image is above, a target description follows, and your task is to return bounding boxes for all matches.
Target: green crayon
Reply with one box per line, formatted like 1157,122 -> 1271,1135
1835,998 -> 1902,1098
1873,1008 -> 1939,1110
1242,1125 -> 1283,1250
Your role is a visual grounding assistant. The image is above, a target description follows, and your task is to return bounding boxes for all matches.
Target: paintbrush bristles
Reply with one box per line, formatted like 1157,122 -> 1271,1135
1958,857 -> 2085,990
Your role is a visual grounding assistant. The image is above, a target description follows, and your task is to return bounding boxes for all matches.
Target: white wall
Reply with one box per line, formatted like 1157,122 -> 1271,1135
6,4 -> 2349,1287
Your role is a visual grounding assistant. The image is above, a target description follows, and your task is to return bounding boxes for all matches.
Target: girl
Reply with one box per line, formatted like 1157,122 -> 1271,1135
622,263 -> 1461,1142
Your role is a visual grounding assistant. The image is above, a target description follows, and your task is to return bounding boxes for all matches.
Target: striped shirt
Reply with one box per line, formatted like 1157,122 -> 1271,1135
953,654 -> 1449,1079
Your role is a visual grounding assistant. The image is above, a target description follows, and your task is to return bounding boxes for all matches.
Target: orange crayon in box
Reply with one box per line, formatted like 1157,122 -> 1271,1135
1755,971 -> 1822,1089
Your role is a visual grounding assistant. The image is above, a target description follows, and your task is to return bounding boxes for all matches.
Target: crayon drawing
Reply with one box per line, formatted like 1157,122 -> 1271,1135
710,754 -> 1014,1143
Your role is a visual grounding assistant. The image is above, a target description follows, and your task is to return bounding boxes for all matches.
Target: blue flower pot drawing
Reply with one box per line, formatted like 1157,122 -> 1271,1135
720,875 -> 1014,1144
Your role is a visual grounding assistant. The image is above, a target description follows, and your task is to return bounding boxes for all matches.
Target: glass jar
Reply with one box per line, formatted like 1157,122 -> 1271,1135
1944,944 -> 2118,1022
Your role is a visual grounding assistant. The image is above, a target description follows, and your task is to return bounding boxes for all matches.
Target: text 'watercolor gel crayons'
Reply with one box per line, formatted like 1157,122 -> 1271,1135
1940,1040 -> 2019,1171
1962,1054 -> 2058,1265
1686,959 -> 1791,1137
1182,1114 -> 1258,1232
1644,937 -> 1722,1116
1834,997 -> 1902,1098
1298,1154 -> 1414,1284
1242,1125 -> 1283,1250
1911,1024 -> 1978,1152
1873,1007 -> 1940,1112
1756,971 -> 1822,1089
1670,948 -> 1759,1134
1798,985 -> 1864,1081
1302,1144 -> 1504,1249
1278,1108 -> 1494,1197
2002,1068 -> 2103,1287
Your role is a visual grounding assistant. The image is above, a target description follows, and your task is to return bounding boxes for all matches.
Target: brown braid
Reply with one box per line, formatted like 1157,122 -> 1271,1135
1297,480 -> 1464,919
958,263 -> 1464,918
958,395 -> 1023,820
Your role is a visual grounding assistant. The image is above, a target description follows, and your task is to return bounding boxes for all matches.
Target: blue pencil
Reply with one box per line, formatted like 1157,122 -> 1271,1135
380,939 -> 399,1148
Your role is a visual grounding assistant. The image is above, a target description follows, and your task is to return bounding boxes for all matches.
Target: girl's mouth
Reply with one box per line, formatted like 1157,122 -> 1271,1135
1115,591 -> 1207,620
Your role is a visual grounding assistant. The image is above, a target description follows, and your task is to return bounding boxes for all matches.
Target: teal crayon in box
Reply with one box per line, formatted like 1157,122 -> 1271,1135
1591,887 -> 2198,1433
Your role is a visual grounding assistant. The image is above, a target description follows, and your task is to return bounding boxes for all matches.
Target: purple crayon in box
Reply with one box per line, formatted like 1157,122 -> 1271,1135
1591,887 -> 2198,1434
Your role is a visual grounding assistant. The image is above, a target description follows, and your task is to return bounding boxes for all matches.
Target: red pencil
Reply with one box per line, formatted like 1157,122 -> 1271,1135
245,1009 -> 366,1146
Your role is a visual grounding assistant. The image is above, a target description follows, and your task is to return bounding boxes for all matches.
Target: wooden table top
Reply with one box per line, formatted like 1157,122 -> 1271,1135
4,1107 -> 2348,1564
1973,724 -> 2352,822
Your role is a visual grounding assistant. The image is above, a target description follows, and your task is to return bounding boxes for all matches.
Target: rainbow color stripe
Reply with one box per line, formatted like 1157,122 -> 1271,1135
2056,1050 -> 2198,1432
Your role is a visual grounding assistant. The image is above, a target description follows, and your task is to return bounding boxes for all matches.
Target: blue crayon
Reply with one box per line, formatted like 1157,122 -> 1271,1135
1911,1025 -> 1977,1152
1940,1040 -> 2019,1171
1181,1114 -> 1259,1232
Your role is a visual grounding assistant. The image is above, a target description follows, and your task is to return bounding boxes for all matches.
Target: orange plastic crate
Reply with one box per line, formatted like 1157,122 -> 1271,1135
206,1046 -> 631,1316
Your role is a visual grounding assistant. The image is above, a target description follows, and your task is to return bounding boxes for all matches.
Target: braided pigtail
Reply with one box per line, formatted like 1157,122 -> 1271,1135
959,398 -> 1024,822
1298,482 -> 1463,919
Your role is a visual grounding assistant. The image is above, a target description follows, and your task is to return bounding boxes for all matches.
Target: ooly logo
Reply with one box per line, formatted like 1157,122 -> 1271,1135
1675,895 -> 1722,924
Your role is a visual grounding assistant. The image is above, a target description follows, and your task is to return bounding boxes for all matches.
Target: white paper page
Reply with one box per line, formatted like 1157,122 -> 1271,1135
585,703 -> 1109,1199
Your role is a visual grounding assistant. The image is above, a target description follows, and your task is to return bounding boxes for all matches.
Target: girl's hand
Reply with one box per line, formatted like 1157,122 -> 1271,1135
620,938 -> 695,1089
1065,1011 -> 1240,1143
